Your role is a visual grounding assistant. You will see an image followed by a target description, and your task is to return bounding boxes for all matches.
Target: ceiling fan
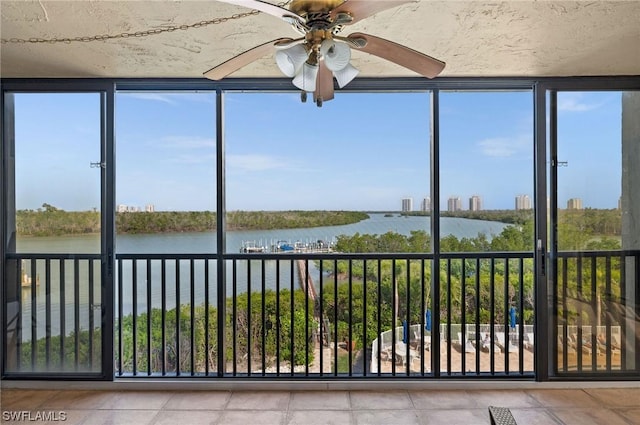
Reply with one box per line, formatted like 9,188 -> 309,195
204,0 -> 445,106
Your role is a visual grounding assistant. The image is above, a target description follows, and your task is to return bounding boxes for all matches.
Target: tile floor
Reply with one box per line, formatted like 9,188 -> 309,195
1,386 -> 640,424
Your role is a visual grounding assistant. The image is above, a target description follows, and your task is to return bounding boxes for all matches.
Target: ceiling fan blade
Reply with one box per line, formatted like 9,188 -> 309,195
204,38 -> 294,80
348,32 -> 445,78
330,0 -> 416,25
314,61 -> 335,104
216,0 -> 305,24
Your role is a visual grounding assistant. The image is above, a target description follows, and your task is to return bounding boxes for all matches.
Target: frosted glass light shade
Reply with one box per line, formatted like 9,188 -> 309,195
275,44 -> 308,77
292,62 -> 319,92
333,63 -> 359,88
320,39 -> 351,72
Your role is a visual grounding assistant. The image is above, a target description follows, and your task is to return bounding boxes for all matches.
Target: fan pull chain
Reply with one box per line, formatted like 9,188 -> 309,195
1,1 -> 291,45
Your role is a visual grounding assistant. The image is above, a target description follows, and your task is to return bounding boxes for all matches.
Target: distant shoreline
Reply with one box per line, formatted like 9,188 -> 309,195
14,207 -> 621,239
15,209 -> 370,237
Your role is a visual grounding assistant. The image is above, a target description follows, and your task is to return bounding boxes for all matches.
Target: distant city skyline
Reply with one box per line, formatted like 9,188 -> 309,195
395,193 -> 622,212
107,195 -> 615,213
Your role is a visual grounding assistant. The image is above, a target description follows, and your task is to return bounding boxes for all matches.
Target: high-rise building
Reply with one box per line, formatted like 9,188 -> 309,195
421,197 -> 431,212
447,196 -> 462,212
567,198 -> 583,210
469,195 -> 482,211
515,194 -> 532,210
401,197 -> 413,212
145,204 -> 155,213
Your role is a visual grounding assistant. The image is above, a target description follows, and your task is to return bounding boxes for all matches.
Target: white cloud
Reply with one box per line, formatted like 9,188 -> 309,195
119,92 -> 215,105
477,136 -> 530,158
557,93 -> 601,112
170,153 -> 216,165
157,136 -> 215,149
226,154 -> 289,172
119,93 -> 177,104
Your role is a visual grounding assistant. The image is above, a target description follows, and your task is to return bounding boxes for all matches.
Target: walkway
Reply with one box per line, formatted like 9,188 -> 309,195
1,385 -> 640,424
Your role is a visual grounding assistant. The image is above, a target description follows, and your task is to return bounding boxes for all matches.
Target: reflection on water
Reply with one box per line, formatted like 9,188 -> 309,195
17,257 -> 319,341
16,258 -> 101,341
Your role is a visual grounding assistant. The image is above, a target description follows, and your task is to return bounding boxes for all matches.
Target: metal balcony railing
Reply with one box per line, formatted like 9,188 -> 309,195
113,252 -> 538,378
555,250 -> 639,375
3,254 -> 102,374
4,250 -> 639,379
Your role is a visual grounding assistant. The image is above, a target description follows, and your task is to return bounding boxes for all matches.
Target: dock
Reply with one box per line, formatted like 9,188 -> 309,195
296,259 -> 317,301
240,239 -> 335,254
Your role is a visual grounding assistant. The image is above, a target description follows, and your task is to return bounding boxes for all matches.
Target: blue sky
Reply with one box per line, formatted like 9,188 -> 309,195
13,89 -> 622,211
557,91 -> 622,210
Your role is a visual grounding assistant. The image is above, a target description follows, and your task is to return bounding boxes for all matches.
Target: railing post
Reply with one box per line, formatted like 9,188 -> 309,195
430,89 -> 441,378
216,88 -> 227,377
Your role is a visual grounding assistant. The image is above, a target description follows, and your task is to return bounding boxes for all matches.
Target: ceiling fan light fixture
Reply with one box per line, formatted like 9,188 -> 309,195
205,1 -> 446,105
292,62 -> 319,92
333,63 -> 359,88
320,39 -> 351,72
275,44 -> 309,77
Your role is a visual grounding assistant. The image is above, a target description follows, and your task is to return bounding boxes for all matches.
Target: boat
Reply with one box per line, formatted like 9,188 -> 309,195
21,260 -> 40,287
274,240 -> 295,252
240,241 -> 266,253
270,238 -> 335,253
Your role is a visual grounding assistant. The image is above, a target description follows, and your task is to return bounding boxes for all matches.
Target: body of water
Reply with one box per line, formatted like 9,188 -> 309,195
14,214 -> 513,339
17,213 -> 510,254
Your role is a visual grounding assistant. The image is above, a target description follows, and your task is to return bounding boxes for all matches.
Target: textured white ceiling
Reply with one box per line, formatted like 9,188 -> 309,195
1,0 -> 639,79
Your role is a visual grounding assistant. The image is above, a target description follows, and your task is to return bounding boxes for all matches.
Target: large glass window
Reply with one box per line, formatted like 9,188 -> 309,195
554,90 -> 639,374
113,92 -> 217,376
439,91 -> 534,251
6,92 -> 103,374
223,92 -> 433,375
115,91 -> 217,253
438,91 -> 535,374
4,81 -> 639,380
224,92 -> 432,254
14,93 -> 102,253
556,91 -> 622,250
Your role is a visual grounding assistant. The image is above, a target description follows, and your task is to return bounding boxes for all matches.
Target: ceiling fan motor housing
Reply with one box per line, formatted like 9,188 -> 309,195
289,0 -> 344,15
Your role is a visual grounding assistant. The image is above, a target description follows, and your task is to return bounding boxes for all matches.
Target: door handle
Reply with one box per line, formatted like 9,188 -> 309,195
537,239 -> 546,276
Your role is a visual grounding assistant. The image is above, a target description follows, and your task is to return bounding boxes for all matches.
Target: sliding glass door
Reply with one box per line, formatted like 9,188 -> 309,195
550,90 -> 640,376
438,90 -> 535,375
3,91 -> 110,377
113,91 -> 217,377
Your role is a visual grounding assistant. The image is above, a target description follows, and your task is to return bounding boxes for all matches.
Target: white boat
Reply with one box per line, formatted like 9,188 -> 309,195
240,241 -> 266,253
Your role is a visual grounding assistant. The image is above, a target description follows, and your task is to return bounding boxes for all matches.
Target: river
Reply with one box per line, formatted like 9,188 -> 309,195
17,213 -> 509,254
15,214 -> 511,339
